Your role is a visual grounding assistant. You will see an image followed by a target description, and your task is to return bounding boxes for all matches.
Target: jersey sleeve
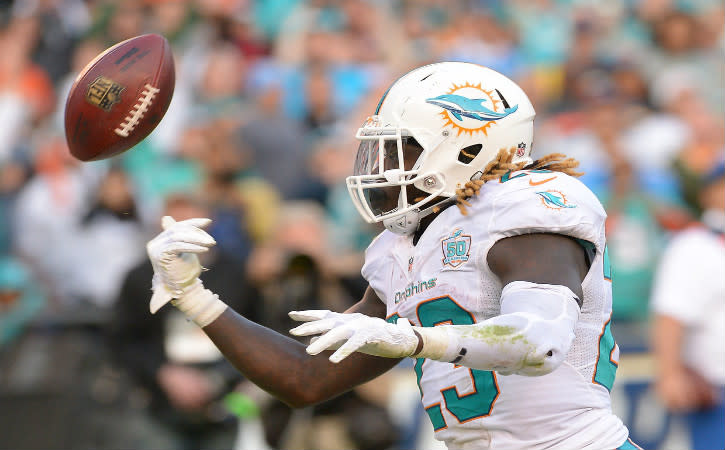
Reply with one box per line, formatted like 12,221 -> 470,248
480,173 -> 607,260
361,230 -> 396,304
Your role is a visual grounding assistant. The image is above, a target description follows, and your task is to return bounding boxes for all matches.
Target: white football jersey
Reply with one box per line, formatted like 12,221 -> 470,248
362,170 -> 629,450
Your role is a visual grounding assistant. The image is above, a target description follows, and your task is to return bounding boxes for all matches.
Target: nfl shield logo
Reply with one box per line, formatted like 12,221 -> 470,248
516,142 -> 526,157
441,229 -> 471,268
86,76 -> 124,111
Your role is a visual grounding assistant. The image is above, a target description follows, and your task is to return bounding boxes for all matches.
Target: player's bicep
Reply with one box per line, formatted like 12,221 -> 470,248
487,233 -> 589,303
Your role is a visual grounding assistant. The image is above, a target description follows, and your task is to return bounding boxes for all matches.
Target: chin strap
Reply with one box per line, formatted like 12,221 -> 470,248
384,197 -> 456,235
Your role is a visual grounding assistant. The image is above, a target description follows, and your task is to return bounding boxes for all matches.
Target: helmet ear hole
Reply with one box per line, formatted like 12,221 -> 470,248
457,144 -> 483,164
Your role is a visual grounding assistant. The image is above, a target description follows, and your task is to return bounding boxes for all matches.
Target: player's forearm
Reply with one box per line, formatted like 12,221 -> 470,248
414,316 -> 566,375
160,277 -> 395,407
291,282 -> 580,375
414,282 -> 580,376
202,307 -> 395,408
202,309 -> 320,407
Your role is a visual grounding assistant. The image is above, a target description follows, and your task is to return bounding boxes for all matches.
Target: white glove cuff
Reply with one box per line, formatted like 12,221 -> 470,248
171,280 -> 228,328
411,325 -> 459,361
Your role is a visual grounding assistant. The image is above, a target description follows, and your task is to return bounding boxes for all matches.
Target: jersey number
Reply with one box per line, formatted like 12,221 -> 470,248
390,296 -> 499,431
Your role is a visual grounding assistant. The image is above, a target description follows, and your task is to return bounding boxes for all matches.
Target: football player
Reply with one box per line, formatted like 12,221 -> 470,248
146,62 -> 639,449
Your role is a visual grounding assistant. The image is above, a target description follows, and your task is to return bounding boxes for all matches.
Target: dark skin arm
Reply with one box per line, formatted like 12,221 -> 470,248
487,233 -> 590,304
201,286 -> 400,408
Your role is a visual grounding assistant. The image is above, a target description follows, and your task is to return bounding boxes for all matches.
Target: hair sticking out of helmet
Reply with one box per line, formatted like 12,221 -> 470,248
454,148 -> 584,216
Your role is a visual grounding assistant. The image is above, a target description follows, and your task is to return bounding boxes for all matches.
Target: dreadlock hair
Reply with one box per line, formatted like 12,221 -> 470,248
454,148 -> 584,215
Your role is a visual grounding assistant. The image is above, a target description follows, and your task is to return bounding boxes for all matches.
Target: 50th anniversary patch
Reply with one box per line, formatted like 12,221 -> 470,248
442,229 -> 472,268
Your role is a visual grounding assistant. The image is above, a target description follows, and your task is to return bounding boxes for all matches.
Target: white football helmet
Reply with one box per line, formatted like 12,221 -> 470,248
346,62 -> 535,235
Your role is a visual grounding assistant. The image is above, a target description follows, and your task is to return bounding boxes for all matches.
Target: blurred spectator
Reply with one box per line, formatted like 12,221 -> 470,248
11,131 -> 104,305
89,0 -> 146,47
70,167 -> 147,307
535,100 -> 625,198
644,9 -> 724,116
650,161 -> 725,450
192,42 -> 249,122
301,64 -> 337,137
505,0 -> 573,103
670,102 -> 725,216
274,1 -> 386,116
436,10 -> 522,77
197,120 -> 255,262
610,63 -> 651,110
603,159 -> 666,323
309,133 -> 377,259
109,192 -> 260,450
339,0 -> 412,72
236,65 -> 319,200
508,0 -> 573,68
230,138 -> 281,245
557,19 -> 602,110
0,256 -> 45,348
399,3 -> 433,64
249,0 -> 300,41
620,73 -> 693,201
14,0 -> 84,84
0,15 -> 55,161
273,1 -> 345,66
0,156 -> 30,254
148,0 -> 195,45
246,200 -> 365,331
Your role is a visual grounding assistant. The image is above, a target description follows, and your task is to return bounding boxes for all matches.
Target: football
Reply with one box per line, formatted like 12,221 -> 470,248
64,34 -> 175,161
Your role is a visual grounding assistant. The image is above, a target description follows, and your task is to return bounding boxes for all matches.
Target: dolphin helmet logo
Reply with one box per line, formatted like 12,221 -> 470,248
426,94 -> 518,122
426,82 -> 518,136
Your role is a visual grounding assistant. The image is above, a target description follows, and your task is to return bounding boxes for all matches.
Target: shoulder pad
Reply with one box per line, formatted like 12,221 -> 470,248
473,171 -> 607,251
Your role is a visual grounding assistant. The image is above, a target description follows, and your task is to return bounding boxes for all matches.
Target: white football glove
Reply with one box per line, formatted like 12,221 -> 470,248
146,216 -> 227,327
289,310 -> 419,363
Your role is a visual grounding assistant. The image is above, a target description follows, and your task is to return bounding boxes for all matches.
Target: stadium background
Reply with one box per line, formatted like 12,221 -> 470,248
0,0 -> 722,449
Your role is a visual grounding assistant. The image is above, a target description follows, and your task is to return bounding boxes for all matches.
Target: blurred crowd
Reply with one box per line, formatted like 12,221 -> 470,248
0,0 -> 722,449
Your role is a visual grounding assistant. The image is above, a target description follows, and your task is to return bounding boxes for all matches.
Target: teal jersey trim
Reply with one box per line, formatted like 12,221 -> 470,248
617,437 -> 642,449
593,316 -> 618,391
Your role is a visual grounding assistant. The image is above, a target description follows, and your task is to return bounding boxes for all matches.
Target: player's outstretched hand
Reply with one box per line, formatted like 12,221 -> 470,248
147,216 -> 216,313
289,310 -> 419,363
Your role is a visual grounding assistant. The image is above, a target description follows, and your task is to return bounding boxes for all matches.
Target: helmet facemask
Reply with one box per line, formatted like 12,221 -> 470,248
346,116 -> 447,235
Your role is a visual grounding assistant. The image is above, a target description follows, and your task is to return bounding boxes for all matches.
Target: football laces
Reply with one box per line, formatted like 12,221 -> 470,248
115,84 -> 161,137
